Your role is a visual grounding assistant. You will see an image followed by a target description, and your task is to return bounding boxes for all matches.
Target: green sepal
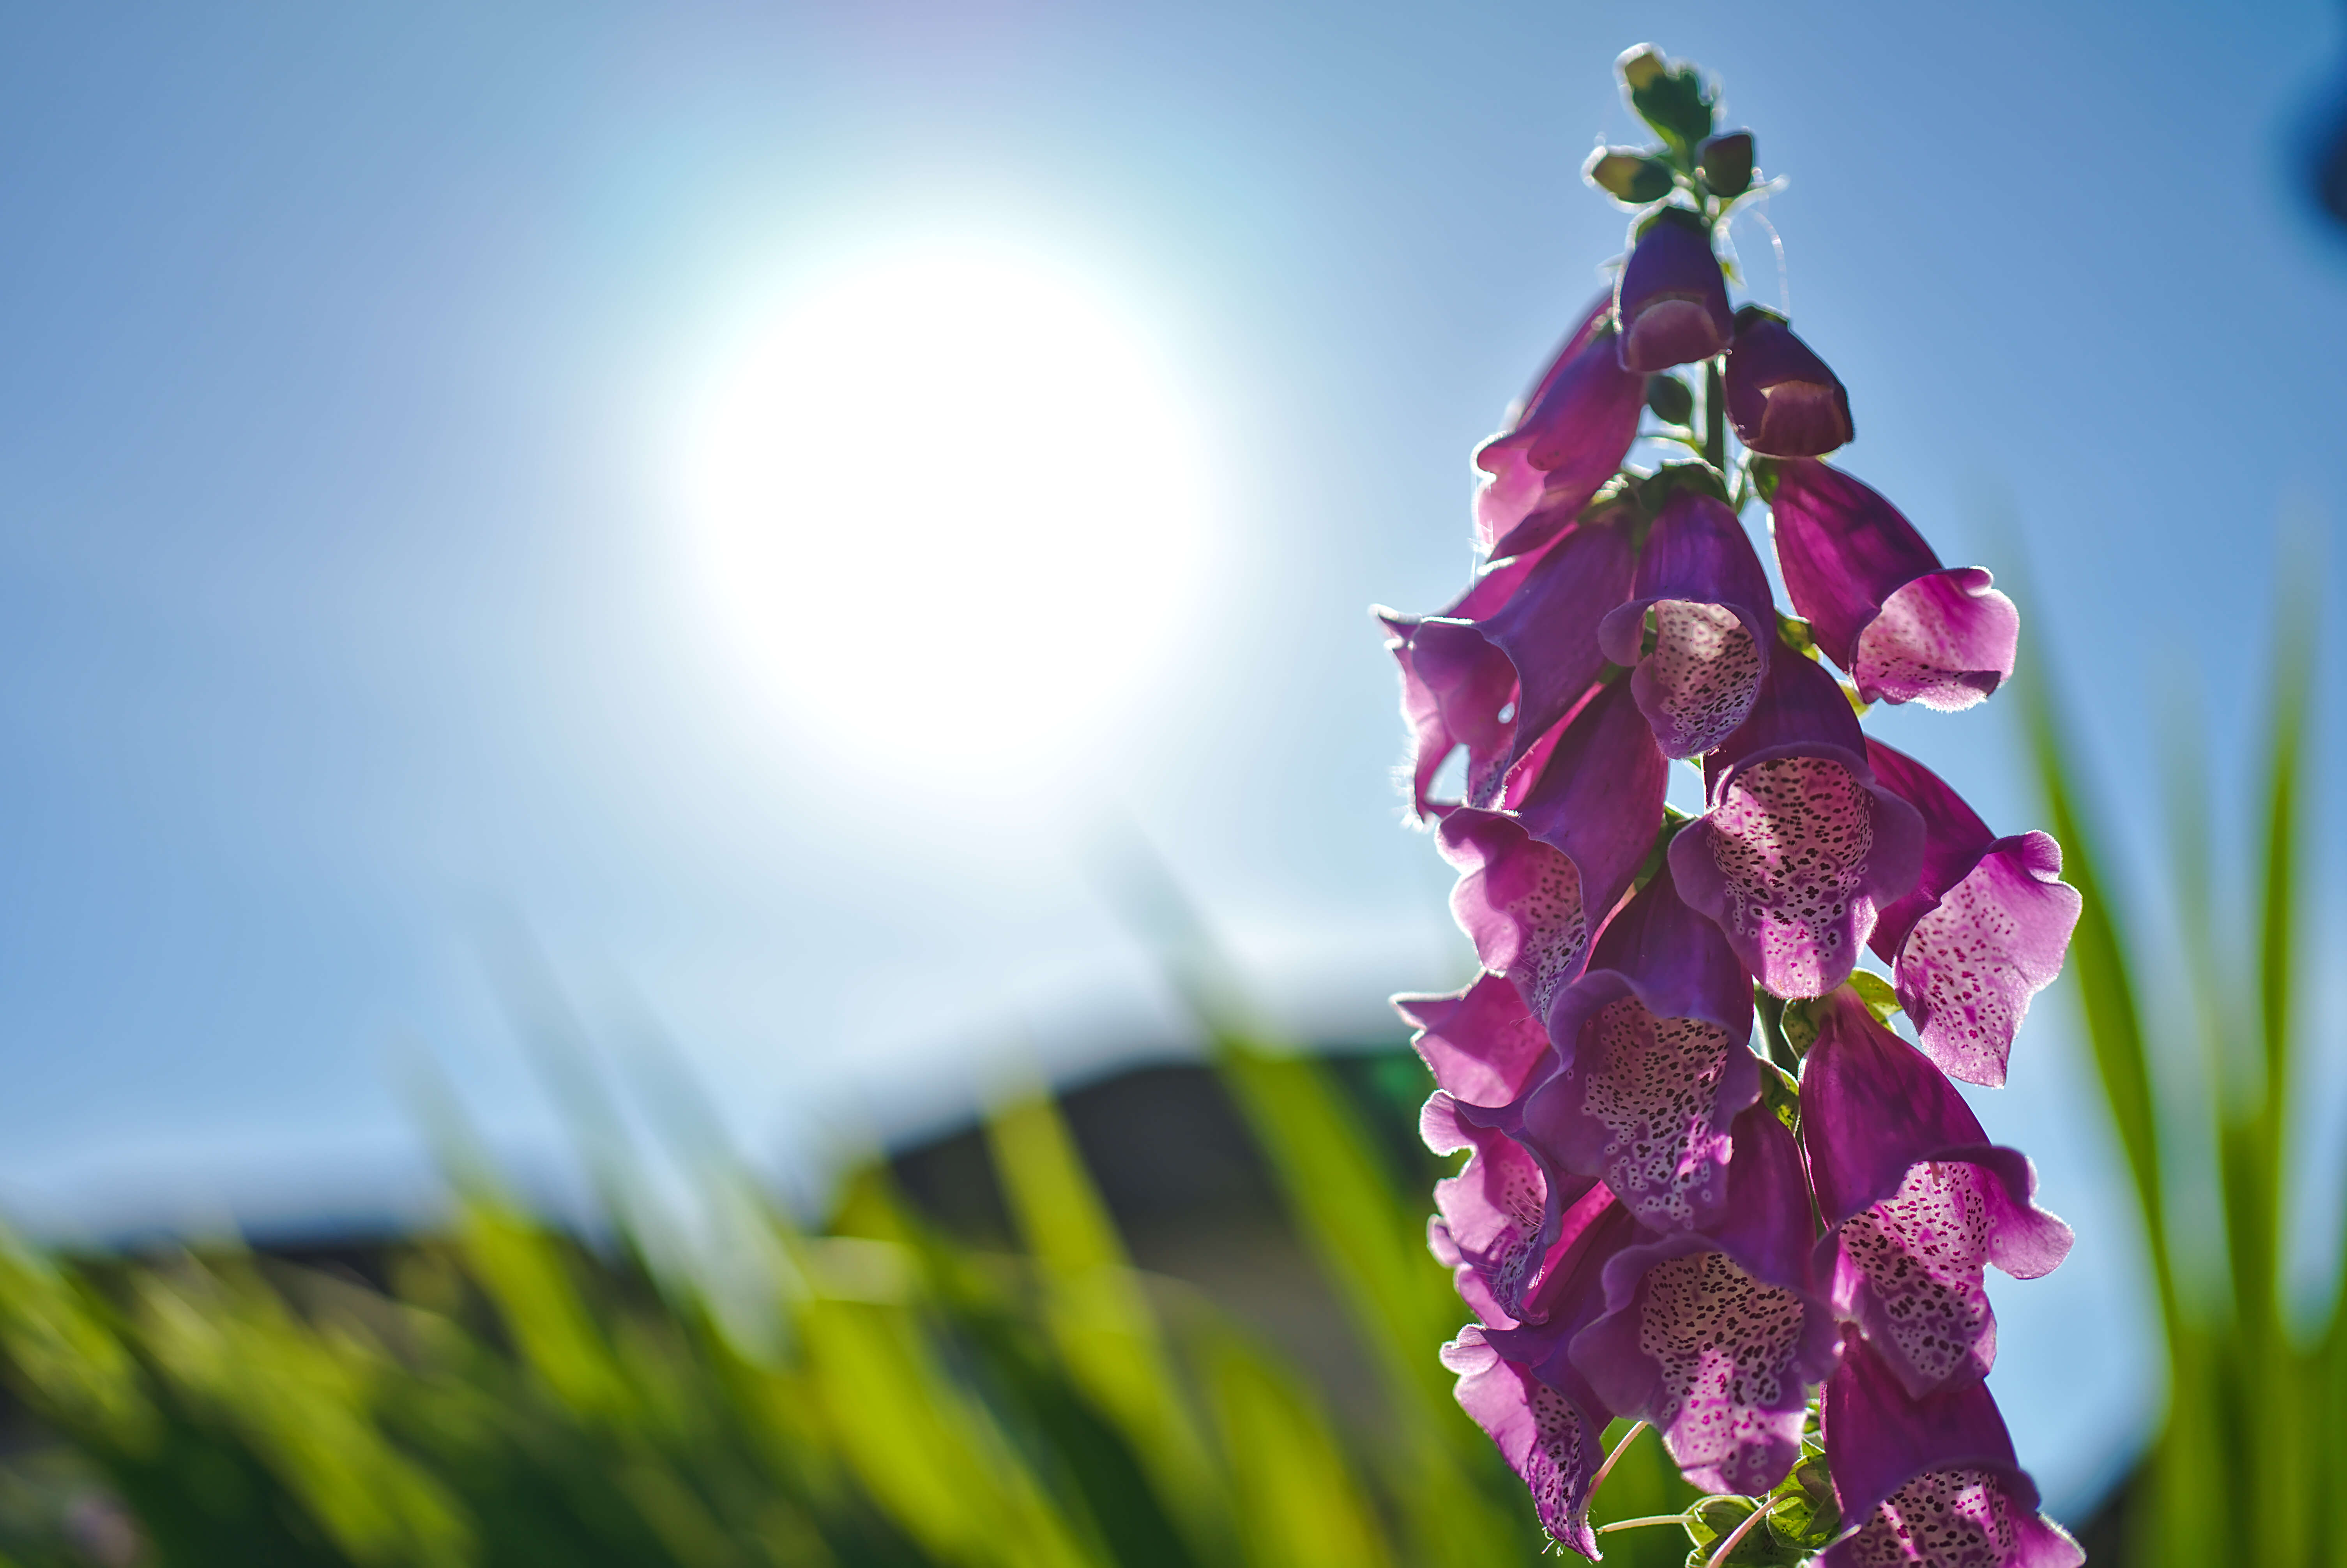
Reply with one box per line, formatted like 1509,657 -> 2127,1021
1774,612 -> 1819,660
1681,1496 -> 1804,1566
1747,455 -> 1781,503
1847,970 -> 1902,1022
1618,46 -> 1716,159
1587,147 -> 1679,205
1779,998 -> 1822,1058
1638,461 -> 1731,510
1840,679 -> 1873,717
1645,373 -> 1695,425
1698,131 -> 1756,199
1764,1456 -> 1843,1552
1758,1058 -> 1802,1135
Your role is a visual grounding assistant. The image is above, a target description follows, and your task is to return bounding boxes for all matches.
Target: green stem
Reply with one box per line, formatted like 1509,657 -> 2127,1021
1587,1421 -> 1651,1506
1596,1514 -> 1691,1535
1704,358 -> 1726,470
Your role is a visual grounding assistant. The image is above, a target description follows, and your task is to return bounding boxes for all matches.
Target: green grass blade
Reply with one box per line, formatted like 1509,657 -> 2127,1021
984,1093 -> 1227,1556
1204,1328 -> 1396,1568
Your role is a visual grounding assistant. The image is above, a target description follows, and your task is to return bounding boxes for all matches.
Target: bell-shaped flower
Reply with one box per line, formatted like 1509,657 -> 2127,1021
1472,295 -> 1647,559
1570,1105 -> 1837,1495
1615,207 -> 1733,372
1764,458 -> 2019,710
1521,860 -> 1760,1231
1426,1094 -> 1601,1328
1439,680 -> 1668,1021
1865,740 -> 2082,1086
1723,307 -> 1853,457
1667,651 -> 1924,998
1596,486 -> 1777,756
1396,972 -> 1555,1112
1801,989 -> 2072,1397
1820,1333 -> 2084,1568
1444,1199 -> 1642,1559
1378,516 -> 1635,818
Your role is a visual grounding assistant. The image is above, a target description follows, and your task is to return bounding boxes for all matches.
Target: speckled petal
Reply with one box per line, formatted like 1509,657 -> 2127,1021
1854,567 -> 2019,710
1800,989 -> 2073,1277
1523,863 -> 1759,1231
1474,295 -> 1647,559
1514,678 -> 1670,919
1440,809 -> 1600,1023
1570,1226 -> 1838,1496
1426,1093 -> 1599,1326
1595,489 -> 1777,757
1820,1334 -> 2082,1568
1829,1160 -> 2000,1396
1442,1329 -> 1611,1559
1668,654 -> 1923,998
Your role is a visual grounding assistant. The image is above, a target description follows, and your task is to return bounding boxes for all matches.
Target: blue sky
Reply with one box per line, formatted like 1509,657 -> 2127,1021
0,0 -> 2341,1511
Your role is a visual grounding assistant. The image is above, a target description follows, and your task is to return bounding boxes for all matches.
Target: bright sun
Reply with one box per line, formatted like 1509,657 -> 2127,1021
677,243 -> 1212,782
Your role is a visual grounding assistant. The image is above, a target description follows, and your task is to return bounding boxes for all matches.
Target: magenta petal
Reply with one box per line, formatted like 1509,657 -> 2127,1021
1441,1328 -> 1610,1559
1724,307 -> 1853,458
1856,567 -> 2020,710
1895,834 -> 2079,1088
1767,459 -> 2018,709
1396,973 -> 1555,1110
1473,295 -> 1646,559
1570,1227 -> 1838,1496
1827,1160 -> 2001,1396
1820,1335 -> 2082,1568
1596,490 -> 1777,757
1615,208 -> 1733,373
1701,1101 -> 1819,1291
1668,655 -> 1924,998
1515,678 -> 1669,905
1522,863 -> 1760,1231
1480,519 -> 1637,773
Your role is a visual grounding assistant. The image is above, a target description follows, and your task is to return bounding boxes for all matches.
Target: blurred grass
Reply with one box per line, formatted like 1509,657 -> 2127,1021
0,994 -> 1700,1563
2025,560 -> 2333,1566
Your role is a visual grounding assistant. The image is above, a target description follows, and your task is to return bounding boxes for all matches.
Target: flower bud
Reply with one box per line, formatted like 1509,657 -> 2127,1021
1644,373 -> 1693,424
1725,305 -> 1854,457
1615,44 -> 1666,90
1583,147 -> 1675,205
1614,208 -> 1732,372
1699,131 -> 1755,198
1617,46 -> 1714,154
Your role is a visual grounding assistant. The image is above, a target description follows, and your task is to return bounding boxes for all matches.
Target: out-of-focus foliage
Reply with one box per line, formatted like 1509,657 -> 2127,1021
2025,566 -> 2335,1566
0,1026 -> 1700,1565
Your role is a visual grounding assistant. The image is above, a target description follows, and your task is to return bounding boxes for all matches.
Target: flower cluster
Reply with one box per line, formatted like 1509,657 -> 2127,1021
1381,47 -> 2085,1567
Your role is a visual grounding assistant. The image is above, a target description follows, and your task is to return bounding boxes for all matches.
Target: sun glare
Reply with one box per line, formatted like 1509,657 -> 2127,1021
677,244 -> 1212,785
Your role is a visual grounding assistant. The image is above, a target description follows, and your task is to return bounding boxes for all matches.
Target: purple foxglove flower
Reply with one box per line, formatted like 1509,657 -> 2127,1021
1615,207 -> 1733,372
1521,860 -> 1761,1230
1667,651 -> 1925,998
1766,459 -> 2019,710
1569,1105 -> 1837,1495
1395,972 -> 1555,1111
1820,1333 -> 2084,1568
1801,989 -> 2073,1397
1595,487 -> 1776,757
1472,295 -> 1647,559
1866,740 -> 2082,1087
1444,1199 -> 1642,1558
1379,516 -> 1636,818
1723,306 -> 1854,457
1439,680 -> 1668,1021
1425,1093 -> 1602,1327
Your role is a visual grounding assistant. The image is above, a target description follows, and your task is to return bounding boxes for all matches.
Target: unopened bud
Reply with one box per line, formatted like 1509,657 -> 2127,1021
1584,147 -> 1676,205
1616,44 -> 1666,90
1700,131 -> 1755,198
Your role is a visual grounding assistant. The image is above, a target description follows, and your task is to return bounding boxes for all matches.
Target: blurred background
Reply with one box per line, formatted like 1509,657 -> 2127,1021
0,0 -> 2343,1556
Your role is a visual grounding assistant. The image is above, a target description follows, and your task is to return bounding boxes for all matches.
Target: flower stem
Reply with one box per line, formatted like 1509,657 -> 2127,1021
1594,1513 -> 1691,1535
1704,357 -> 1727,470
1587,1420 -> 1651,1506
1703,1498 -> 1781,1568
